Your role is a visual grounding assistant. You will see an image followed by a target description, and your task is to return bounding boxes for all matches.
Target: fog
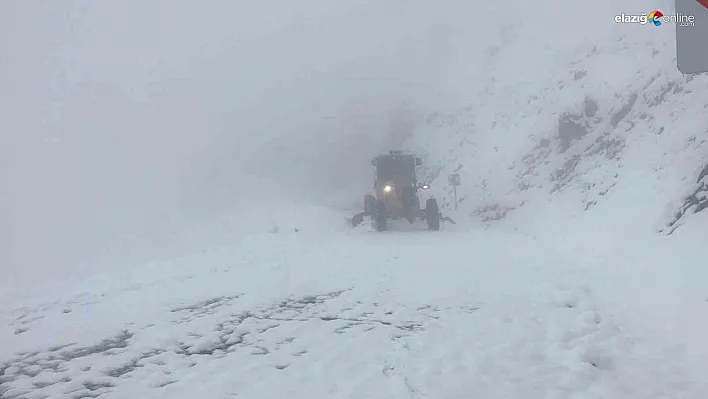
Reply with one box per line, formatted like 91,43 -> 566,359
1,0 -> 496,285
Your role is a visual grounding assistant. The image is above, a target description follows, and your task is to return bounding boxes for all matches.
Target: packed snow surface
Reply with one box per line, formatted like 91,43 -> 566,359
2,218 -> 707,398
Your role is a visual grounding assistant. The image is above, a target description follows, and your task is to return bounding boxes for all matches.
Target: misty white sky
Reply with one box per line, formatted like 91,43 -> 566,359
0,0 -> 638,284
0,0 -> 494,283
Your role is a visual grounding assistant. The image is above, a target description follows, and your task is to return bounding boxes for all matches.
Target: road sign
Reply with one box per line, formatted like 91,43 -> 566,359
448,174 -> 460,186
448,174 -> 460,210
676,0 -> 708,74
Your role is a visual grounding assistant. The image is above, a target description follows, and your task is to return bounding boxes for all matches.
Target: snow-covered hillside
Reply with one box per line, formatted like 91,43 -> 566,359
408,0 -> 708,236
3,0 -> 708,398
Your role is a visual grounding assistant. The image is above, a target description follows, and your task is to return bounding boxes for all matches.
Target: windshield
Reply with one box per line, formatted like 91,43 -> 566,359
375,156 -> 415,182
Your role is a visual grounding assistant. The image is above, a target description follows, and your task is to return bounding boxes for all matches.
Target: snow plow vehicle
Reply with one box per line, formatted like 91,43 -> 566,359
350,150 -> 440,231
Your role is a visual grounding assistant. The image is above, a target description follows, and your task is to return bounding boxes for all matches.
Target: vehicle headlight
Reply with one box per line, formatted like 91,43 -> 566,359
383,185 -> 392,193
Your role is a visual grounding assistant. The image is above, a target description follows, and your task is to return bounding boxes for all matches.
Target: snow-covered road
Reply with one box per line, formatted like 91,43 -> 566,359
2,220 -> 704,398
4,0 -> 708,397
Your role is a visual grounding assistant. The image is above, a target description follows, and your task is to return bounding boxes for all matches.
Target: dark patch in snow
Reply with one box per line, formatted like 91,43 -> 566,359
585,352 -> 614,370
664,163 -> 708,234
648,81 -> 682,107
48,344 -> 74,352
472,203 -> 519,222
518,140 -> 552,179
257,324 -> 280,333
460,305 -> 480,313
555,96 -> 600,153
171,295 -> 241,317
251,346 -> 270,355
609,93 -> 637,128
60,331 -> 134,361
584,134 -> 625,160
0,330 -> 136,397
334,323 -> 355,334
71,390 -> 102,398
82,379 -> 115,390
558,114 -> 588,153
584,97 -> 598,117
32,380 -> 60,389
104,358 -> 142,377
551,155 -> 581,192
0,289 -> 440,398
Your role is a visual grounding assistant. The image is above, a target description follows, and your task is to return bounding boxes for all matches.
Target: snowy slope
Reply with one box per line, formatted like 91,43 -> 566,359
406,0 -> 708,238
3,0 -> 708,398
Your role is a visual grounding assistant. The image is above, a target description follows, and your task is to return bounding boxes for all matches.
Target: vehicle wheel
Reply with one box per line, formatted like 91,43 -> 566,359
374,200 -> 387,231
364,194 -> 376,215
425,199 -> 440,231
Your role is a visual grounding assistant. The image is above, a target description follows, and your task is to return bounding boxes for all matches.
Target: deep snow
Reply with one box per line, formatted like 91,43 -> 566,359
2,225 -> 706,398
3,0 -> 708,398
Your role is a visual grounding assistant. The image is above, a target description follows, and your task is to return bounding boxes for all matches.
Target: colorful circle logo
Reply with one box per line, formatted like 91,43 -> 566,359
649,10 -> 664,25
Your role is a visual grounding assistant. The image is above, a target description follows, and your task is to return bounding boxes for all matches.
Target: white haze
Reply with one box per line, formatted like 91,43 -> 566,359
0,0 -> 657,284
1,0 -> 483,284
